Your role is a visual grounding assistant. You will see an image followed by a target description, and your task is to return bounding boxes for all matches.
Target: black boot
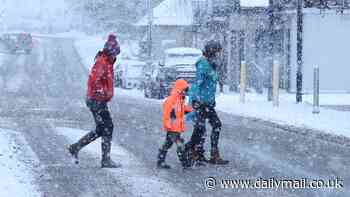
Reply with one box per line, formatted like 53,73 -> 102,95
189,146 -> 208,167
209,148 -> 229,165
177,146 -> 191,169
101,136 -> 121,168
196,149 -> 209,164
68,144 -> 79,164
157,149 -> 171,169
68,131 -> 99,164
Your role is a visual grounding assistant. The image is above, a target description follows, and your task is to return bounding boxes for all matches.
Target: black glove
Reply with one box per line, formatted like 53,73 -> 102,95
192,101 -> 201,110
209,101 -> 216,108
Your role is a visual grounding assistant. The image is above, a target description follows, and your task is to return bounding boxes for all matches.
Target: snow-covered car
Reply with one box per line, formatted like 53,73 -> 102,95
0,33 -> 33,54
115,60 -> 146,89
144,47 -> 202,99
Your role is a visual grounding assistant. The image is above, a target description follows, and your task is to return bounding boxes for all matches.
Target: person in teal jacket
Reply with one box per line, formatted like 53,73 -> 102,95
191,58 -> 218,105
185,40 -> 229,166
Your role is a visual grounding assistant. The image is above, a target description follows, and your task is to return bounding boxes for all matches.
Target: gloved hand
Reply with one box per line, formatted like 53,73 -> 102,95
185,111 -> 196,122
209,101 -> 216,108
192,101 -> 201,110
170,109 -> 176,119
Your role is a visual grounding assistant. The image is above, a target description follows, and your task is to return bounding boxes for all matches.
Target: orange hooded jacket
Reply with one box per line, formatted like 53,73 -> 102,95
163,79 -> 193,133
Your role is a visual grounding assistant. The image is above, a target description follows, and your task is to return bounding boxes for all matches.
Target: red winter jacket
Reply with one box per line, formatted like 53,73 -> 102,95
87,52 -> 115,102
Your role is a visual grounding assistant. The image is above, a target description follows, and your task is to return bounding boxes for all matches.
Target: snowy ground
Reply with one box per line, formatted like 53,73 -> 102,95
0,125 -> 40,197
216,92 -> 350,139
56,127 -> 189,197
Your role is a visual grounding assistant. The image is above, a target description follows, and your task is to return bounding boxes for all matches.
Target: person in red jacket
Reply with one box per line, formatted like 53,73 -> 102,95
68,34 -> 121,168
157,79 -> 192,169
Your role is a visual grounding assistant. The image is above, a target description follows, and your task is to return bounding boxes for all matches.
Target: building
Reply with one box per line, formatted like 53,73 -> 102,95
135,0 -> 208,60
288,1 -> 350,93
207,0 -> 271,92
207,0 -> 350,93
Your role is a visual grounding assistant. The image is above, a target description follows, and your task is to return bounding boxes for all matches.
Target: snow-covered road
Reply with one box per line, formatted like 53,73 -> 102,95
0,126 -> 41,197
0,37 -> 348,197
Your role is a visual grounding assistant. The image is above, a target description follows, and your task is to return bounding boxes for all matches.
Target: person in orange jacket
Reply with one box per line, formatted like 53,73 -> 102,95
157,79 -> 193,169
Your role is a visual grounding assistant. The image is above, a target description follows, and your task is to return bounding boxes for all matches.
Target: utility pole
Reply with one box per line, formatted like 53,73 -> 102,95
39,0 -> 44,19
296,0 -> 303,103
147,0 -> 153,60
193,0 -> 201,48
0,0 -> 5,32
234,0 -> 241,92
267,0 -> 274,101
227,0 -> 240,92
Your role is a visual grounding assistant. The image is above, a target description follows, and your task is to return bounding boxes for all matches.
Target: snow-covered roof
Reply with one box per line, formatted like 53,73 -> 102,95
118,59 -> 146,67
240,0 -> 269,7
116,59 -> 146,71
165,47 -> 202,55
136,0 -> 193,26
164,47 -> 202,66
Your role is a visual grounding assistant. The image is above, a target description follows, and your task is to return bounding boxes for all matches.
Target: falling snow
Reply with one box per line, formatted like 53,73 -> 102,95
0,0 -> 349,196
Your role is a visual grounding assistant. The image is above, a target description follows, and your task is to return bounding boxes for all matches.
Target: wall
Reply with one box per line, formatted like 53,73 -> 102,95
143,25 -> 194,60
290,9 -> 350,93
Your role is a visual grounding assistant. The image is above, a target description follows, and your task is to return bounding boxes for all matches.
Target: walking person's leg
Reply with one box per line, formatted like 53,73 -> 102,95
185,107 -> 208,165
99,103 -> 120,168
207,107 -> 229,165
173,134 -> 191,169
157,132 -> 174,169
68,99 -> 103,164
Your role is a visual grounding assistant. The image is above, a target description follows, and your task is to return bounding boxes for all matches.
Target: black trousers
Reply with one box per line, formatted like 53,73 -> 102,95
158,132 -> 188,166
186,104 -> 222,153
72,99 -> 114,161
160,132 -> 185,151
86,99 -> 114,139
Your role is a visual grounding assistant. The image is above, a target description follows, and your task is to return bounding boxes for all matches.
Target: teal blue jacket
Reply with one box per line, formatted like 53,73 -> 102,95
189,57 -> 218,106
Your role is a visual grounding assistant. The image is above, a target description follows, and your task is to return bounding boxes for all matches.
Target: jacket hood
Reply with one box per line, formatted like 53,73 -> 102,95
171,79 -> 189,96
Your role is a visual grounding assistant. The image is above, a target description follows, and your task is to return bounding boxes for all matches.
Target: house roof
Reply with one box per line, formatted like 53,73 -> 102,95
165,47 -> 202,55
240,0 -> 269,7
135,0 -> 194,26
